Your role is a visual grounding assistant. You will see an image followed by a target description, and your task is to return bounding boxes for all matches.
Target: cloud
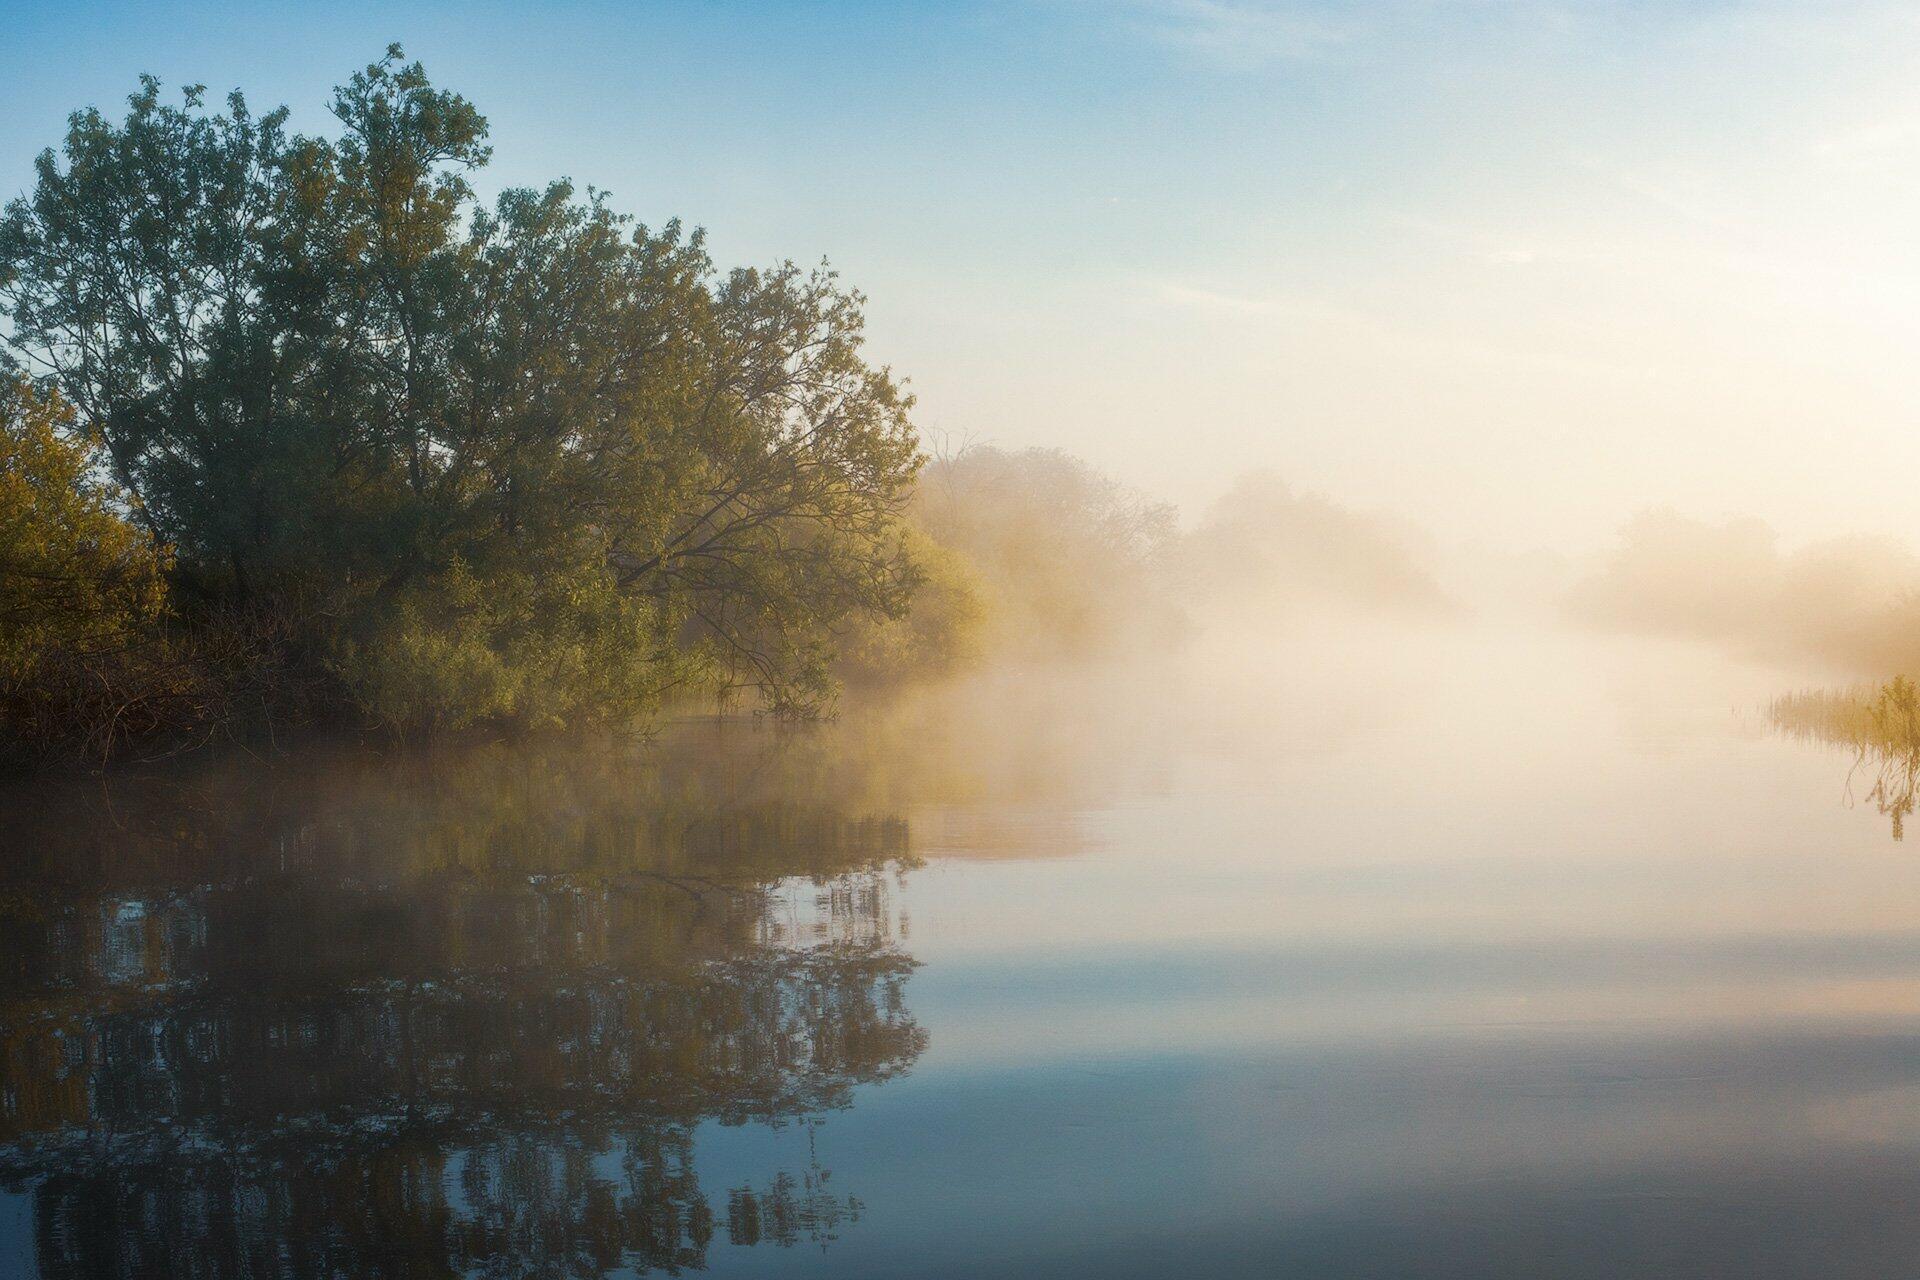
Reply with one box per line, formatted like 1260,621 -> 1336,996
1151,280 -> 1286,315
1111,0 -> 1363,67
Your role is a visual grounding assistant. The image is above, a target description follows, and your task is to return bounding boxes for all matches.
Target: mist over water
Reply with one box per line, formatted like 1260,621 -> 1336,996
8,593 -> 1920,1277
12,9 -> 1920,1274
7,316 -> 1920,1274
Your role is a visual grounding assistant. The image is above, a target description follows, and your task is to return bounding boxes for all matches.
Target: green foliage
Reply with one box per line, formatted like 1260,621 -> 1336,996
836,525 -> 985,687
0,380 -> 169,682
335,550 -> 687,734
0,49 -> 927,747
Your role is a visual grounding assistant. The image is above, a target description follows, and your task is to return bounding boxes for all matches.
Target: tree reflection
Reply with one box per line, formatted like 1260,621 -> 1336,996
1769,678 -> 1920,839
0,728 -> 925,1277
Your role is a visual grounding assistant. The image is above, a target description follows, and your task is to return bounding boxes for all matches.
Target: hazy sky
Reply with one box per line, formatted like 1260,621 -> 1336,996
4,0 -> 1919,552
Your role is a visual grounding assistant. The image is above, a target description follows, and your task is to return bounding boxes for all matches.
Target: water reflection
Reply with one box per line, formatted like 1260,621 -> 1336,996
1769,679 -> 1920,838
0,728 -> 924,1277
15,630 -> 1920,1277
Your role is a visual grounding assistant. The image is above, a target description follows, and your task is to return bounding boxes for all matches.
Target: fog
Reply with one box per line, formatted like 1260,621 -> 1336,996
1564,509 -> 1920,678
1177,472 -> 1453,621
13,12 -> 1920,1277
894,438 -> 1920,708
891,447 -> 1460,687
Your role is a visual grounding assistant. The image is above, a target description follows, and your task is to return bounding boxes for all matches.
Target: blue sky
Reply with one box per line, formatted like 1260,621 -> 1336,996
5,1 -> 1920,551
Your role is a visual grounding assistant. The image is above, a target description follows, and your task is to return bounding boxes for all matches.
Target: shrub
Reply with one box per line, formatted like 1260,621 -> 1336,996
0,381 -> 183,760
836,527 -> 985,688
0,380 -> 169,680
333,554 -> 688,735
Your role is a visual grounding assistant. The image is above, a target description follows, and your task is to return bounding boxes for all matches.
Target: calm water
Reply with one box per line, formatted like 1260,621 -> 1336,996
5,622 -> 1920,1278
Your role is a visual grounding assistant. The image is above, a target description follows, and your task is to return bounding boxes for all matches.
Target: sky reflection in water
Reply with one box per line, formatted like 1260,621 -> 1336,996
4,622 -> 1920,1277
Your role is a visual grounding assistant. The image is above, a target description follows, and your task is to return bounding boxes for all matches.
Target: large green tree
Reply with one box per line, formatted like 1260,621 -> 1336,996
0,47 -> 923,727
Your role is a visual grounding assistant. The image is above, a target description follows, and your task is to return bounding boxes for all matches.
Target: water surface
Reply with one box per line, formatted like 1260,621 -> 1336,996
4,623 -> 1918,1277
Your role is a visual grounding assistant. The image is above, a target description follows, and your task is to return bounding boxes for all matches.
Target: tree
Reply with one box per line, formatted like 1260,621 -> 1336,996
0,48 -> 926,733
0,76 -> 323,590
914,446 -> 1176,654
0,379 -> 167,684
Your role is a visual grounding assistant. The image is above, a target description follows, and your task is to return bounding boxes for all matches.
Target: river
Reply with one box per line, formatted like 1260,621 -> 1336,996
3,620 -> 1916,1277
